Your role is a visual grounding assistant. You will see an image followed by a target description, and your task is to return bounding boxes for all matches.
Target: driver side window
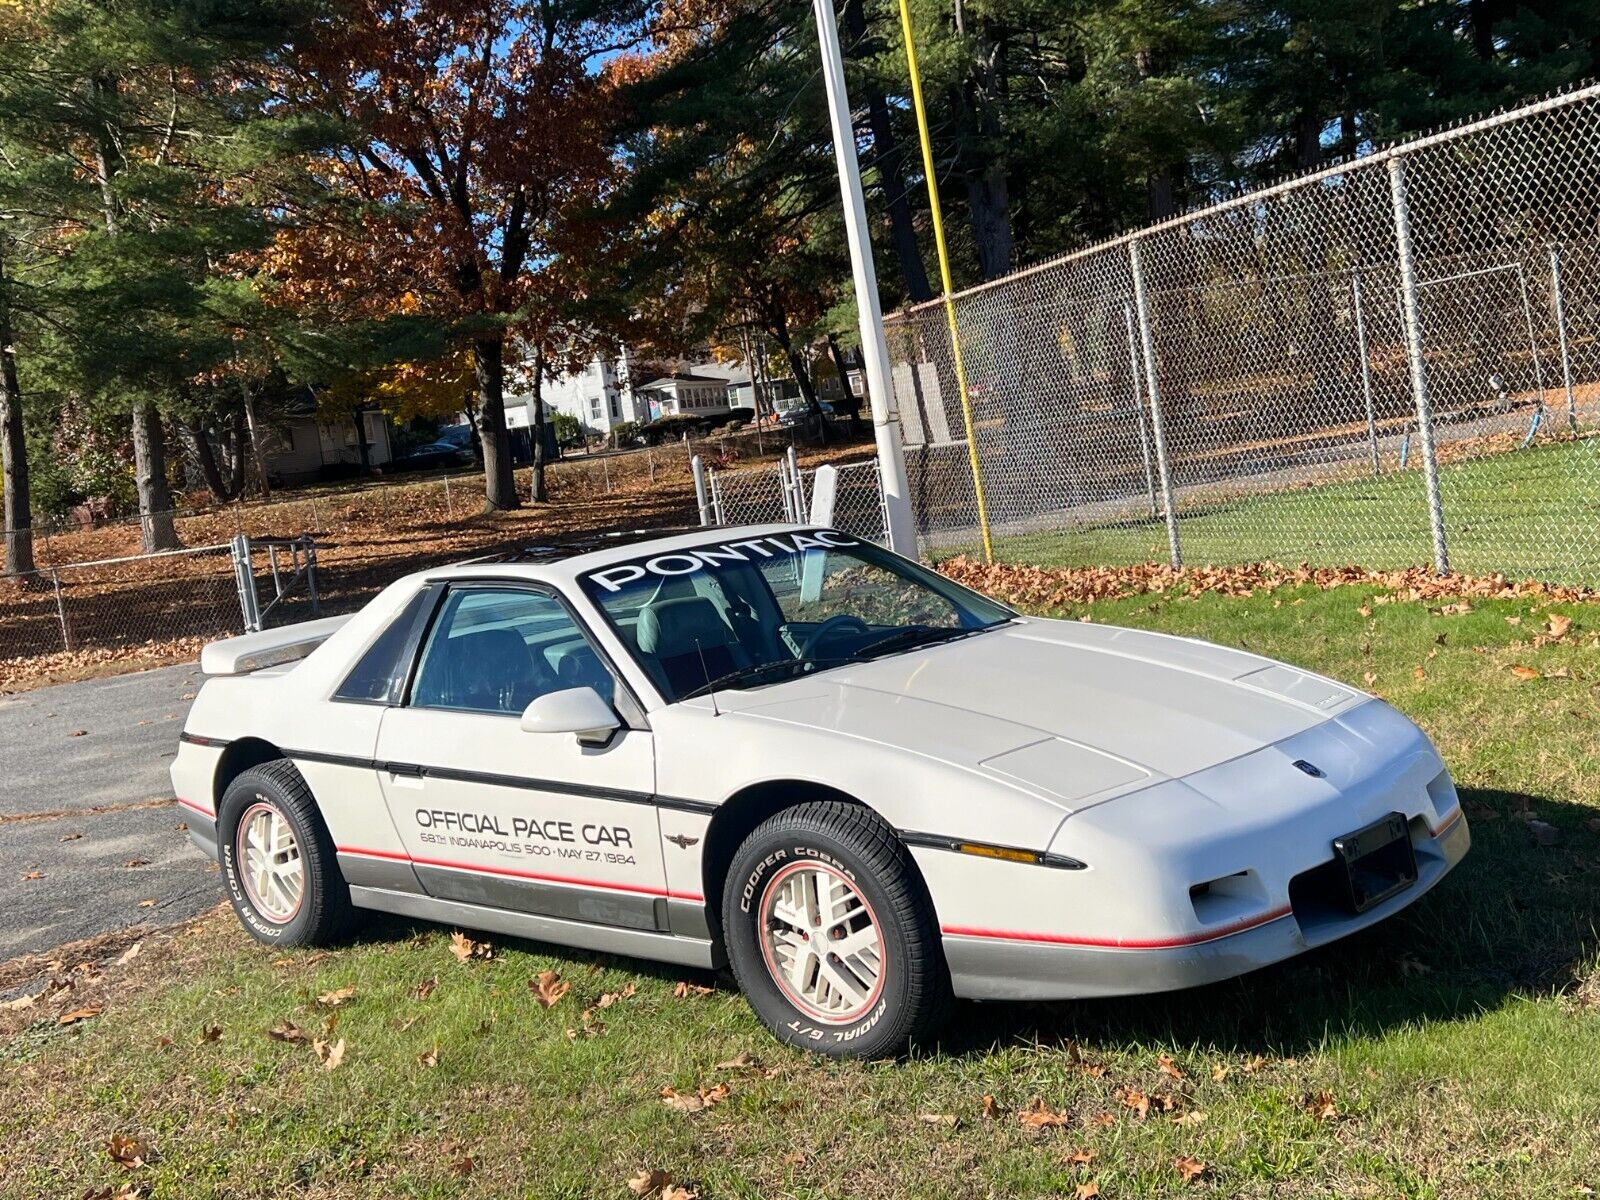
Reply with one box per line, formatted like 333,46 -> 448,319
755,551 -> 964,630
410,588 -> 614,716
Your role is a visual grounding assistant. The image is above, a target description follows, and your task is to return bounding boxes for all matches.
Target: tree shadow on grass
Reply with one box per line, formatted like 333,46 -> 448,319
933,787 -> 1598,1060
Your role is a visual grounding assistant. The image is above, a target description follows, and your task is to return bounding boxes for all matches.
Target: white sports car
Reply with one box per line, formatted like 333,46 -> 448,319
172,525 -> 1468,1057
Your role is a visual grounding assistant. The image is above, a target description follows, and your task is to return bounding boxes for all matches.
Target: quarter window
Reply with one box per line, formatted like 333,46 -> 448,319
334,587 -> 433,704
409,588 -> 615,716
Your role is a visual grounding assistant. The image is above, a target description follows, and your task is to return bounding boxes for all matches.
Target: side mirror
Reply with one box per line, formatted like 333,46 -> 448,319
520,687 -> 622,746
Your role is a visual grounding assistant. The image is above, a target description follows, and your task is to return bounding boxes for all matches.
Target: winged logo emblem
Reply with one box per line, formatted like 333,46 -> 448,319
666,834 -> 701,850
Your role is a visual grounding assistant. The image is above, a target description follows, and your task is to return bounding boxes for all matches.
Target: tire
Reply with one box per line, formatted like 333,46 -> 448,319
722,800 -> 952,1058
217,759 -> 352,947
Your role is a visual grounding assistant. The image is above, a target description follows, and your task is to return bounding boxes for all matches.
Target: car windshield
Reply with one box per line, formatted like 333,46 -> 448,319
578,530 -> 1013,702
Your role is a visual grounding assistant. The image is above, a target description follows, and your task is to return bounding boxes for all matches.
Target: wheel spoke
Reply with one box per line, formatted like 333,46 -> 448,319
237,805 -> 304,923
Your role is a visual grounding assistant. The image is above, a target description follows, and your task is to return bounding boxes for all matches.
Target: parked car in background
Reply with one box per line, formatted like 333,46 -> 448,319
392,423 -> 476,472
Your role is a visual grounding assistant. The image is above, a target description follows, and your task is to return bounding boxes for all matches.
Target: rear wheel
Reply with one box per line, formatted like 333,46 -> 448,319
217,759 -> 352,947
722,800 -> 951,1057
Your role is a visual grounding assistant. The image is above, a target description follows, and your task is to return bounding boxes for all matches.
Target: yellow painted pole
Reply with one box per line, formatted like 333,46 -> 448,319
896,0 -> 994,562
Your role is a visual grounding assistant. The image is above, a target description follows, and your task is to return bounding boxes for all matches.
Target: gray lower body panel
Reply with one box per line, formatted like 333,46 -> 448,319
347,885 -> 717,969
947,813 -> 1470,1001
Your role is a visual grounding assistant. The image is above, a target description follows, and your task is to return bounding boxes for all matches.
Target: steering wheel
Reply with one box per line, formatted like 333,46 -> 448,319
797,614 -> 871,659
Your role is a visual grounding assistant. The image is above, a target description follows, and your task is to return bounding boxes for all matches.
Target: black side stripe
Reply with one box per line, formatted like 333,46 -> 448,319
183,734 -> 1068,865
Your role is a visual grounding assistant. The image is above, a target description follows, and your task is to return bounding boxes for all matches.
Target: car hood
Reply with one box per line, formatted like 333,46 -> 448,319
717,617 -> 1365,812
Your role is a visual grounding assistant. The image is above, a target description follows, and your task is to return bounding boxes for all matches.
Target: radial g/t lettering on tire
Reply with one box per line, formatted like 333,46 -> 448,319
217,759 -> 352,948
722,800 -> 952,1057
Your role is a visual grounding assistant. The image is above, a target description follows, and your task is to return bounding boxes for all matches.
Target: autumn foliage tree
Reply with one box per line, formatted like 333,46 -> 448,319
272,0 -> 629,511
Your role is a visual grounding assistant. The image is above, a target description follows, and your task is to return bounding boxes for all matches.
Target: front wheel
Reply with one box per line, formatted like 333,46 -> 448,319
217,759 -> 352,947
722,800 -> 951,1058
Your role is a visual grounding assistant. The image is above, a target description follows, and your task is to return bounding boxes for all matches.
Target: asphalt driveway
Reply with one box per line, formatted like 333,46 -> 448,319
0,663 -> 219,959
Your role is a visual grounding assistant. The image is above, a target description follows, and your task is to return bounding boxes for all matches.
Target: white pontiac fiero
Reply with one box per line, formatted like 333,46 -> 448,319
172,524 -> 1468,1056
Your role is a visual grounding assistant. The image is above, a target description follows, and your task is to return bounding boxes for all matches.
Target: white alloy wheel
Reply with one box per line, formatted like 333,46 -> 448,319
236,801 -> 305,923
758,860 -> 885,1023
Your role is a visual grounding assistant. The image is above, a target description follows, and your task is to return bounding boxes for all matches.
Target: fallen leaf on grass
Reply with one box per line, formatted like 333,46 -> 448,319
316,984 -> 356,1008
1173,1110 -> 1207,1126
449,931 -> 493,961
1115,1088 -> 1153,1119
628,1169 -> 672,1197
1210,1063 -> 1231,1083
417,1047 -> 439,1067
980,1093 -> 1002,1120
1510,664 -> 1541,680
313,1037 -> 345,1070
714,1051 -> 757,1071
267,1021 -> 305,1043
1158,1053 -> 1186,1080
58,1006 -> 103,1025
452,1154 -> 475,1176
412,976 -> 437,1001
662,1186 -> 699,1200
106,1133 -> 152,1168
1548,613 -> 1573,638
1017,1097 -> 1071,1128
1304,1090 -> 1338,1121
918,1112 -> 958,1127
1362,672 -> 1377,687
531,969 -> 570,1008
81,1183 -> 147,1200
1074,1182 -> 1100,1199
673,980 -> 713,998
565,1009 -> 605,1040
1241,1054 -> 1268,1073
115,942 -> 142,966
596,982 -> 637,1009
198,1024 -> 222,1043
1062,1149 -> 1096,1166
660,1083 -> 730,1113
1174,1154 -> 1208,1184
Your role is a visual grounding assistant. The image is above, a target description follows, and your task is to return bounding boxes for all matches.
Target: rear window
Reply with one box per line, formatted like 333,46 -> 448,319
334,588 -> 433,703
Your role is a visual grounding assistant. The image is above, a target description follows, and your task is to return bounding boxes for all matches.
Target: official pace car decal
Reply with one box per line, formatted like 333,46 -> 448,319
586,531 -> 862,593
415,806 -> 639,866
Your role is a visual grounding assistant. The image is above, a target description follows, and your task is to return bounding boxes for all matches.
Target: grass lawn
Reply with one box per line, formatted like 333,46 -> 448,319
971,436 -> 1600,585
4,580 -> 1600,1198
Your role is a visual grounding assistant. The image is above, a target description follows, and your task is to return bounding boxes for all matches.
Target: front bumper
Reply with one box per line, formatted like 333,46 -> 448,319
943,806 -> 1468,1001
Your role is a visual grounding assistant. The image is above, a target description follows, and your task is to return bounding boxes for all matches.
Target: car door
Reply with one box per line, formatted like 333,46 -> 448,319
374,583 -> 669,932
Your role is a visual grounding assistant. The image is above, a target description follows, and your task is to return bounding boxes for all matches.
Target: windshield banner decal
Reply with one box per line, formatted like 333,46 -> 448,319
587,531 -> 861,593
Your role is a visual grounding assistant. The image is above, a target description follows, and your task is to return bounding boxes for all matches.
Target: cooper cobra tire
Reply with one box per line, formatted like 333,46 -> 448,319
217,759 -> 353,947
723,800 -> 952,1058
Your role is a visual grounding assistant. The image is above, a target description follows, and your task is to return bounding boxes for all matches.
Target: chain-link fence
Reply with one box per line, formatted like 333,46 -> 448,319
886,83 -> 1600,584
705,453 -> 890,545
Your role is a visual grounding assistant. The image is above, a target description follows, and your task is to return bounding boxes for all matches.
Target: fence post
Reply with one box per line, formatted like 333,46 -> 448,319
1387,155 -> 1450,575
1351,273 -> 1381,476
784,446 -> 802,523
443,475 -> 454,521
1123,304 -> 1159,517
1127,238 -> 1182,569
691,455 -> 712,525
50,567 -> 74,651
1549,242 -> 1579,434
230,533 -> 262,632
304,535 -> 320,616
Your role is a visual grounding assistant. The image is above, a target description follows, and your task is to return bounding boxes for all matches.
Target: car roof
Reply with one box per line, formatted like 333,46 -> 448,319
416,523 -> 818,587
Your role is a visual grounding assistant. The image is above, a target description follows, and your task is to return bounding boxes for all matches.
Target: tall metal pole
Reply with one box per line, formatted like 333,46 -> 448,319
1124,305 -> 1158,517
1388,156 -> 1449,575
811,0 -> 917,557
1351,273 -> 1380,477
1549,243 -> 1578,434
896,0 -> 994,563
1127,240 -> 1182,569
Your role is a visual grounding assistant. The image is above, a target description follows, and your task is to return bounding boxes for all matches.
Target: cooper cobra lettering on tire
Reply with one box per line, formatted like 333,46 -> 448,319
217,760 -> 353,949
722,800 -> 952,1058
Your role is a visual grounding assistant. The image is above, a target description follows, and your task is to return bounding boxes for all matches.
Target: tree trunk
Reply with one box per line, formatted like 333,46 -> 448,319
0,289 -> 33,577
529,348 -> 549,503
769,318 -> 830,444
955,29 -> 1014,281
239,380 -> 270,496
842,0 -> 932,304
131,404 -> 179,551
473,337 -> 519,511
185,419 -> 243,503
353,405 -> 372,475
826,333 -> 865,434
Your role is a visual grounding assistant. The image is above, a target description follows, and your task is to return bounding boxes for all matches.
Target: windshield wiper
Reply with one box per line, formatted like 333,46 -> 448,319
678,658 -> 816,701
856,621 -> 1007,661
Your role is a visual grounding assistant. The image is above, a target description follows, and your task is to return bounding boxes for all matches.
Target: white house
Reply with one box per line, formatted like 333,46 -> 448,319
259,394 -> 394,482
633,372 -> 736,421
515,345 -> 764,435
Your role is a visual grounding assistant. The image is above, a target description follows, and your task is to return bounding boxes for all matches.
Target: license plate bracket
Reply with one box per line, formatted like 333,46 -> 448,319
1332,812 -> 1417,914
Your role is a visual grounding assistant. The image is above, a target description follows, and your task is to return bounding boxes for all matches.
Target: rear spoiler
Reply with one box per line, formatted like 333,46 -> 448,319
201,615 -> 354,676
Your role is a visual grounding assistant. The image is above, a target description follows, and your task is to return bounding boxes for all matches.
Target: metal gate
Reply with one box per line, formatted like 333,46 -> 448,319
700,451 -> 890,545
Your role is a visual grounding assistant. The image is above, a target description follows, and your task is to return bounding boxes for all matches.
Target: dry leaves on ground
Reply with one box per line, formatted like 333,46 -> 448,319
1304,1090 -> 1338,1122
412,976 -> 437,1000
531,969 -> 571,1008
673,980 -> 713,999
313,1037 -> 346,1071
1174,1154 -> 1209,1184
197,1024 -> 222,1043
58,1005 -> 103,1025
1017,1097 -> 1072,1129
1510,664 -> 1542,680
449,931 -> 493,962
267,1020 -> 305,1043
1158,1053 -> 1186,1079
596,982 -> 637,1008
417,1047 -> 440,1067
106,1134 -> 153,1169
660,1083 -> 730,1113
316,983 -> 356,1008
